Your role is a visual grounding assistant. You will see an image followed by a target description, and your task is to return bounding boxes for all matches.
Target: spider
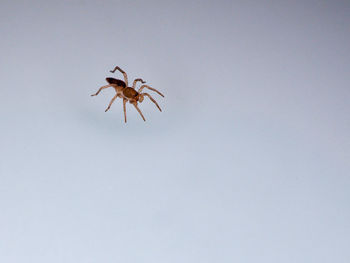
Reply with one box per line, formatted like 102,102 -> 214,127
91,66 -> 164,123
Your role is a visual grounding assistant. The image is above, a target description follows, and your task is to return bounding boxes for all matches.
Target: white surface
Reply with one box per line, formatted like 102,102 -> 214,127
0,1 -> 349,262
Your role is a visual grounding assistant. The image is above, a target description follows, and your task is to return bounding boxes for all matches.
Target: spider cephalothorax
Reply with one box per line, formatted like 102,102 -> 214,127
91,66 -> 164,123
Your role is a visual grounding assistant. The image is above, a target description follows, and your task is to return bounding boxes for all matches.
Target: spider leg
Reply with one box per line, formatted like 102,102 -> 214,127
142,92 -> 162,112
138,85 -> 164,97
110,66 -> 128,87
91,84 -> 112,96
105,94 -> 118,112
123,98 -> 127,123
132,102 -> 146,121
132,78 -> 146,89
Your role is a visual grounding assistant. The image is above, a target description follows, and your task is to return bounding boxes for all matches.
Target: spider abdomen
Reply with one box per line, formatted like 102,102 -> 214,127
106,77 -> 126,88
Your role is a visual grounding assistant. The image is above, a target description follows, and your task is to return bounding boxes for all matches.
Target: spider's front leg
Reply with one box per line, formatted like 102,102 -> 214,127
138,85 -> 164,97
141,93 -> 162,112
132,101 -> 146,121
132,78 -> 146,89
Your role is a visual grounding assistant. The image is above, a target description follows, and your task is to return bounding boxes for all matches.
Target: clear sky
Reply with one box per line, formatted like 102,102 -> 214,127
0,0 -> 349,262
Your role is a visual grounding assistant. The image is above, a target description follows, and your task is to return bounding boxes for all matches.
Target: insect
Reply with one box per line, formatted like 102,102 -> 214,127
91,66 -> 164,123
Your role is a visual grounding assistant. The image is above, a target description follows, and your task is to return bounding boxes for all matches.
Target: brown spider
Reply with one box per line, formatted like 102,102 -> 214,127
91,66 -> 164,123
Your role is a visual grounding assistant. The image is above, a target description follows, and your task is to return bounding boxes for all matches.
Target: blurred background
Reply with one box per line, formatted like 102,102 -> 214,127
0,0 -> 349,262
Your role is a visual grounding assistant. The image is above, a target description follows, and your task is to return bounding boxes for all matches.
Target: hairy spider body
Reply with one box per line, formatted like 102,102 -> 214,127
123,87 -> 139,99
91,66 -> 164,123
106,77 -> 126,87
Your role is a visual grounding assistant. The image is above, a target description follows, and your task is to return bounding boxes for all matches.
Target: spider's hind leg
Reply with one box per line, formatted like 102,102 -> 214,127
105,94 -> 118,112
91,84 -> 112,96
110,66 -> 129,87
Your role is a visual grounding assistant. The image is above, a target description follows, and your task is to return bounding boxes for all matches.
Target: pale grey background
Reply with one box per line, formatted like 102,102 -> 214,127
0,0 -> 349,262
